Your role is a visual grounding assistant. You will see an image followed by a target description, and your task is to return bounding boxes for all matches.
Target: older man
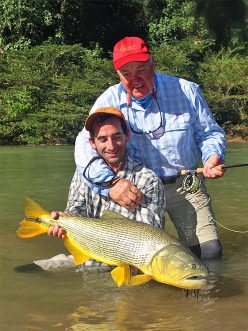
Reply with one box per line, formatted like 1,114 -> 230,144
74,36 -> 226,259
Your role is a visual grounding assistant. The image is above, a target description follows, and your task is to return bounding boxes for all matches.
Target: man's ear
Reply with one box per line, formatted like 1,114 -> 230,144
89,137 -> 97,150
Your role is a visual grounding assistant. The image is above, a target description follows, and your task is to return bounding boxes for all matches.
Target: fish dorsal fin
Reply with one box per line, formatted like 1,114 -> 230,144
25,197 -> 49,219
101,210 -> 127,220
111,264 -> 130,287
63,235 -> 91,265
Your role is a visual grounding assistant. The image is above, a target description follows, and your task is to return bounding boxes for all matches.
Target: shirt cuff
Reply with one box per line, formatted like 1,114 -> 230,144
202,151 -> 225,164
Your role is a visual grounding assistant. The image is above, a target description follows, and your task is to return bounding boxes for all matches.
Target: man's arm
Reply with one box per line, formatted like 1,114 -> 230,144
193,86 -> 226,178
116,164 -> 166,228
75,129 -> 114,196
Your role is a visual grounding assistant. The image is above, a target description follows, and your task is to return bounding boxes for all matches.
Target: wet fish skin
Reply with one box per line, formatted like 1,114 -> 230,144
16,197 -> 209,289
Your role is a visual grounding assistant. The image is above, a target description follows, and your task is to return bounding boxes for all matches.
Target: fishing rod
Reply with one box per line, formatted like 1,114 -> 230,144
180,163 -> 248,194
181,163 -> 248,175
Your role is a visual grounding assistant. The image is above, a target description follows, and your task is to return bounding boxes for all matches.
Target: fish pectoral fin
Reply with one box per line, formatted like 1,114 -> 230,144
128,274 -> 153,286
63,236 -> 90,265
111,264 -> 131,287
16,220 -> 48,238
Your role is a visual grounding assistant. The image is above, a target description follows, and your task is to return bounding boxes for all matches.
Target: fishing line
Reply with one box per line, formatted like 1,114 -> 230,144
212,219 -> 248,234
180,163 -> 248,233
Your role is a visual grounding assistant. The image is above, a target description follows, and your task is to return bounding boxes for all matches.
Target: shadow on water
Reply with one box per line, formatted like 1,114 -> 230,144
14,263 -> 45,273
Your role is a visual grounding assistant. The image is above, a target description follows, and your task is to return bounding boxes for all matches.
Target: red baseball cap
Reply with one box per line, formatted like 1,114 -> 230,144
113,36 -> 150,70
85,107 -> 127,131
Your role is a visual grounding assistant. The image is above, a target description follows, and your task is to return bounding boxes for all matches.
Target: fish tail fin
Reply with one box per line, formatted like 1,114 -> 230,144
16,197 -> 50,238
16,220 -> 49,238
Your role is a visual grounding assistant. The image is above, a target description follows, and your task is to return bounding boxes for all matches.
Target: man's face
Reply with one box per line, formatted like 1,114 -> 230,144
117,58 -> 155,100
89,117 -> 128,169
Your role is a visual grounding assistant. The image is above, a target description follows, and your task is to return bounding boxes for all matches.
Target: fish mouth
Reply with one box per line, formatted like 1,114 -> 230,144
179,274 -> 209,290
179,270 -> 209,282
186,275 -> 208,281
183,275 -> 216,291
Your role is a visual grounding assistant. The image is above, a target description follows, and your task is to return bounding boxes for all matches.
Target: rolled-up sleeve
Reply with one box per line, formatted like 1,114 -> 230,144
193,87 -> 226,164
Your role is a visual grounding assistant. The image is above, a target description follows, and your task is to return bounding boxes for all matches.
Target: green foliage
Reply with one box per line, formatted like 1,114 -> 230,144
0,0 -> 60,48
1,41 -> 247,144
0,44 -> 117,144
0,0 -> 247,144
1,0 -> 247,53
198,0 -> 248,49
0,0 -> 149,51
148,0 -> 216,67
198,48 -> 248,131
152,43 -> 195,80
149,0 -> 213,43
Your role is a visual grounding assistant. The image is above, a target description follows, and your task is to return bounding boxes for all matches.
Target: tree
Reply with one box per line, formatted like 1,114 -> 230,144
198,0 -> 248,49
0,0 -> 61,48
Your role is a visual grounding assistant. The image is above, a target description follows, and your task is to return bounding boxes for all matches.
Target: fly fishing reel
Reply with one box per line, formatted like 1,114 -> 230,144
182,172 -> 201,193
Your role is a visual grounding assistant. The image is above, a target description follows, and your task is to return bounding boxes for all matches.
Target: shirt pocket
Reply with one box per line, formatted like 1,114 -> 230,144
160,113 -> 193,151
164,112 -> 192,132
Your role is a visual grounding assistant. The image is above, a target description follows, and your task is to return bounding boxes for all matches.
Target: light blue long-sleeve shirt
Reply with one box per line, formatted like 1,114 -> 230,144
75,72 -> 226,196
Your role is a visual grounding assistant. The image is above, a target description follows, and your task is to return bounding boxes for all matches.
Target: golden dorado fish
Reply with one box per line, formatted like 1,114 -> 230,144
16,197 -> 209,290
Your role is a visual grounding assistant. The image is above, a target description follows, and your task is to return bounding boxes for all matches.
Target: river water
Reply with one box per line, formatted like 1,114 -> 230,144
0,144 -> 247,331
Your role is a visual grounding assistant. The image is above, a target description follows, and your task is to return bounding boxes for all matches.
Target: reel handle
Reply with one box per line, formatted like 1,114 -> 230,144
181,164 -> 225,176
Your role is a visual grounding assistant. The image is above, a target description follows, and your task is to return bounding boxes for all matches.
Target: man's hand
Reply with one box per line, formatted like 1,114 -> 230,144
109,178 -> 144,210
47,211 -> 66,239
203,154 -> 225,179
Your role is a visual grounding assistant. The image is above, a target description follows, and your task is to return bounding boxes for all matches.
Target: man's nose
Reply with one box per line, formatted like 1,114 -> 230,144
107,138 -> 115,149
130,74 -> 140,81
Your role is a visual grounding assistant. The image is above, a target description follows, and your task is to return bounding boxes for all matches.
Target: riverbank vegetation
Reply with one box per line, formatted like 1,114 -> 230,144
0,0 -> 247,144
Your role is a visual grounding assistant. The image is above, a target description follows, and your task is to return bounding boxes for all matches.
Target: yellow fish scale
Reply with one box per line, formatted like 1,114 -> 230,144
44,215 -> 175,269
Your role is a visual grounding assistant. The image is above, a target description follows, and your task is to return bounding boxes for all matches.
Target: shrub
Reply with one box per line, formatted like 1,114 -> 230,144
197,48 -> 248,130
0,44 -> 117,144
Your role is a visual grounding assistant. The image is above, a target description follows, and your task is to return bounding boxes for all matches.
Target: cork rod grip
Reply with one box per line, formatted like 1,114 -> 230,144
181,165 -> 225,175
